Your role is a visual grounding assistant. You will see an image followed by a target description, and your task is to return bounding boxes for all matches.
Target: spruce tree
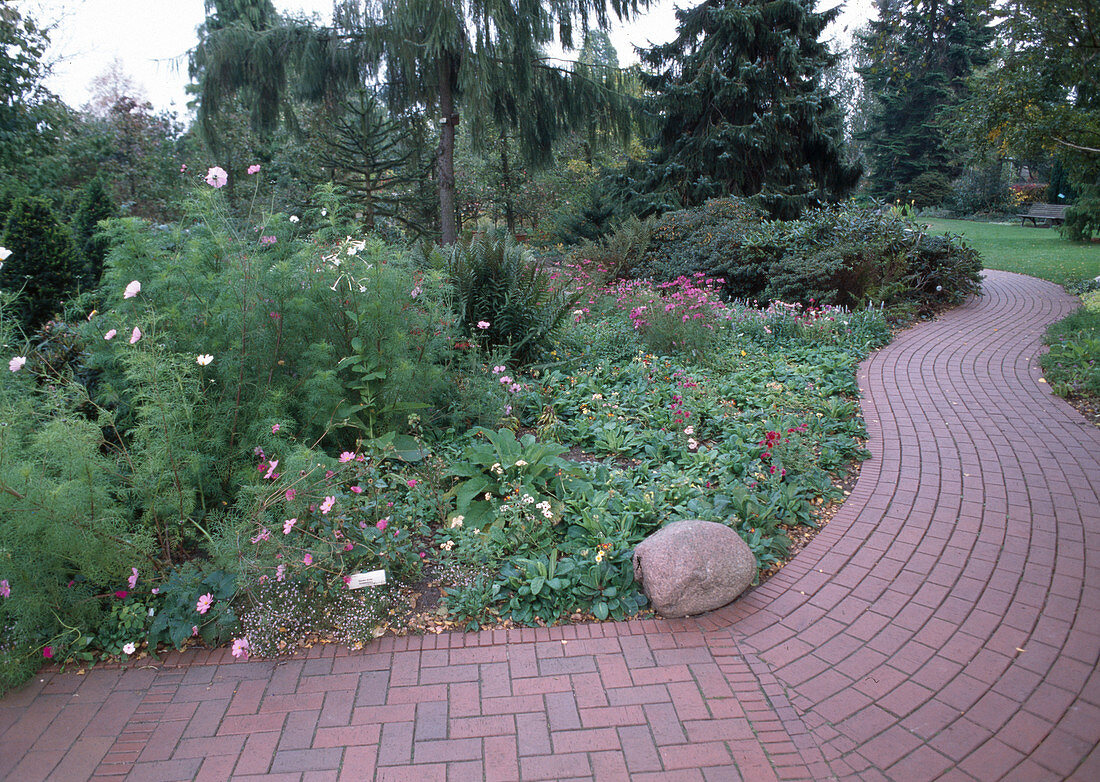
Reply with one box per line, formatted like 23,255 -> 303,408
857,0 -> 995,200
627,0 -> 860,220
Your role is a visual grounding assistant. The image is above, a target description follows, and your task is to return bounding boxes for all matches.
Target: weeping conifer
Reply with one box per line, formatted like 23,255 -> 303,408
191,0 -> 643,243
623,0 -> 860,220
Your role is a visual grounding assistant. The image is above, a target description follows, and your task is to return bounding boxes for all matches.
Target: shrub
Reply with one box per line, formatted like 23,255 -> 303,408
418,232 -> 581,366
0,196 -> 81,329
907,172 -> 953,208
71,179 -> 117,287
948,162 -> 1012,216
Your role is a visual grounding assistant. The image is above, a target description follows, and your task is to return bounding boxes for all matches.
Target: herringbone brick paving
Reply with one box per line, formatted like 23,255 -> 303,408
2,270 -> 1098,780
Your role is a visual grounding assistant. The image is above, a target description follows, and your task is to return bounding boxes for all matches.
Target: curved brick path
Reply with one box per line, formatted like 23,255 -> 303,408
2,270 -> 1098,781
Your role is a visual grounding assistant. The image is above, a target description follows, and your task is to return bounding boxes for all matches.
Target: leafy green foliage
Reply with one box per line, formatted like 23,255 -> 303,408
71,179 -> 117,286
1,196 -> 81,329
421,232 -> 582,366
1042,305 -> 1100,398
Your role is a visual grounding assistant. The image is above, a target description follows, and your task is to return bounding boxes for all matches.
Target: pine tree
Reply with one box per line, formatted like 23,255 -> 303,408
71,179 -> 117,287
857,0 -> 995,200
191,0 -> 641,243
626,0 -> 860,220
1,197 -> 80,330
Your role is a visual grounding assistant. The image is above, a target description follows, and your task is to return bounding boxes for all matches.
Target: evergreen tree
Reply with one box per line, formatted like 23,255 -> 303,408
857,0 -> 995,199
624,0 -> 861,220
71,179 -> 117,287
1,197 -> 80,330
191,0 -> 642,243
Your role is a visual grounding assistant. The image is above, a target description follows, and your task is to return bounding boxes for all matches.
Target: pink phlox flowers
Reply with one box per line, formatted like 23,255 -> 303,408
128,568 -> 139,589
104,329 -> 117,340
129,327 -> 141,344
283,518 -> 297,535
320,496 -> 335,514
195,593 -> 213,614
205,166 -> 228,188
247,164 -> 261,175
339,451 -> 356,463
231,637 -> 249,658
8,356 -> 25,372
123,280 -> 141,299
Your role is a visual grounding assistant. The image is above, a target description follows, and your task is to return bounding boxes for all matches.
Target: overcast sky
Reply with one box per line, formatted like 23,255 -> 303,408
19,0 -> 875,116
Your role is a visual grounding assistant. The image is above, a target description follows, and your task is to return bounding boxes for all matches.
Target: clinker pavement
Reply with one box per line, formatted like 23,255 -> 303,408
2,270 -> 1098,781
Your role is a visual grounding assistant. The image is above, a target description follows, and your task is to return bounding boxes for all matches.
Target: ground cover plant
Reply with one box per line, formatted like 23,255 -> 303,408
0,184 -> 977,695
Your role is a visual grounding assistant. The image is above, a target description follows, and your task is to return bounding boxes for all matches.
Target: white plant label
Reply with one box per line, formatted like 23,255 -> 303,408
347,570 -> 387,589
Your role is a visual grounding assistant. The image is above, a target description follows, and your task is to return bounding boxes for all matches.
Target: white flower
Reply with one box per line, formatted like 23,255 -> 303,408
196,354 -> 213,365
541,508 -> 554,519
321,208 -> 328,216
515,459 -> 528,467
522,494 -> 534,505
483,493 -> 492,501
684,426 -> 694,436
8,356 -> 26,372
123,280 -> 141,299
289,215 -> 300,223
122,642 -> 136,655
0,246 -> 11,261
440,539 -> 455,551
499,504 -> 511,513
688,438 -> 699,450
449,516 -> 464,529
490,462 -> 503,475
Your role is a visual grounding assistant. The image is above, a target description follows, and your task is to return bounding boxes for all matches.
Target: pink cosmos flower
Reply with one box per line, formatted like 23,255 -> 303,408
180,164 -> 187,173
196,354 -> 213,365
104,329 -> 117,340
43,646 -> 53,659
350,485 -> 363,494
285,488 -> 296,501
115,590 -> 128,599
205,166 -> 228,188
250,527 -> 271,543
128,568 -> 139,589
196,593 -> 213,614
376,518 -> 388,531
272,424 -> 280,433
320,496 -> 335,514
247,164 -> 261,175
192,626 -> 199,636
8,356 -> 25,372
129,327 -> 141,344
477,320 -> 490,329
0,579 -> 9,598
499,376 -> 513,385
260,235 -> 277,245
264,460 -> 279,479
231,637 -> 249,658
343,542 -> 354,551
123,280 -> 141,298
493,365 -> 505,374
339,451 -> 356,463
303,553 -> 313,565
283,518 -> 297,535
406,479 -> 418,488
276,564 -> 286,581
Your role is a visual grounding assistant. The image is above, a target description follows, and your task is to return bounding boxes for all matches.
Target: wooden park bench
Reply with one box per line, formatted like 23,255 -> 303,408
1018,203 -> 1068,227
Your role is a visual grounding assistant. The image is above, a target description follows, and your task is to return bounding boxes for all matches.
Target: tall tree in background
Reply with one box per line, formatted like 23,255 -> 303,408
857,0 -> 994,199
192,0 -> 642,243
620,0 -> 860,220
949,0 -> 1100,238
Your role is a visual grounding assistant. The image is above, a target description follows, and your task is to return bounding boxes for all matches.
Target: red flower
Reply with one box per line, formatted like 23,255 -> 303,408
43,646 -> 53,659
115,590 -> 128,599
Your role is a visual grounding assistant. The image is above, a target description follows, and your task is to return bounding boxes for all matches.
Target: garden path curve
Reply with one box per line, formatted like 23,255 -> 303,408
2,270 -> 1098,781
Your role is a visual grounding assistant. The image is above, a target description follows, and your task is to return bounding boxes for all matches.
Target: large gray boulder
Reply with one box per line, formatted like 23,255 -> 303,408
632,519 -> 757,618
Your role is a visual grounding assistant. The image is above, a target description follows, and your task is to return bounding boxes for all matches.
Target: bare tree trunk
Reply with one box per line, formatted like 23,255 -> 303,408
438,56 -> 458,244
500,135 -> 515,234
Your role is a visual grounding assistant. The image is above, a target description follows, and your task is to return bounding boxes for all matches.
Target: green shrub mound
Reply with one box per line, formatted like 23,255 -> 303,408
1,196 -> 81,329
585,197 -> 983,308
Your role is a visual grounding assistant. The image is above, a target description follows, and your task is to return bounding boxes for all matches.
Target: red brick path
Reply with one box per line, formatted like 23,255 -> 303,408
2,270 -> 1098,781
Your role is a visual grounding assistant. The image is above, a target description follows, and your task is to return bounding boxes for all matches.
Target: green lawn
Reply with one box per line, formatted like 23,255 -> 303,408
922,218 -> 1100,286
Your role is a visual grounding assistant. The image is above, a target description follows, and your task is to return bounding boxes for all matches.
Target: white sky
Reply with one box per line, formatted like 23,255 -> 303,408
19,0 -> 874,116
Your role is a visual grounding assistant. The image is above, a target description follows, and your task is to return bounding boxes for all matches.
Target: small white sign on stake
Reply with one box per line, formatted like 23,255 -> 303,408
347,570 -> 387,589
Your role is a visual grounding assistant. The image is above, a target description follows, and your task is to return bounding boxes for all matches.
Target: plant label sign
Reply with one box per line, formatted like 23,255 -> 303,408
347,570 -> 387,589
